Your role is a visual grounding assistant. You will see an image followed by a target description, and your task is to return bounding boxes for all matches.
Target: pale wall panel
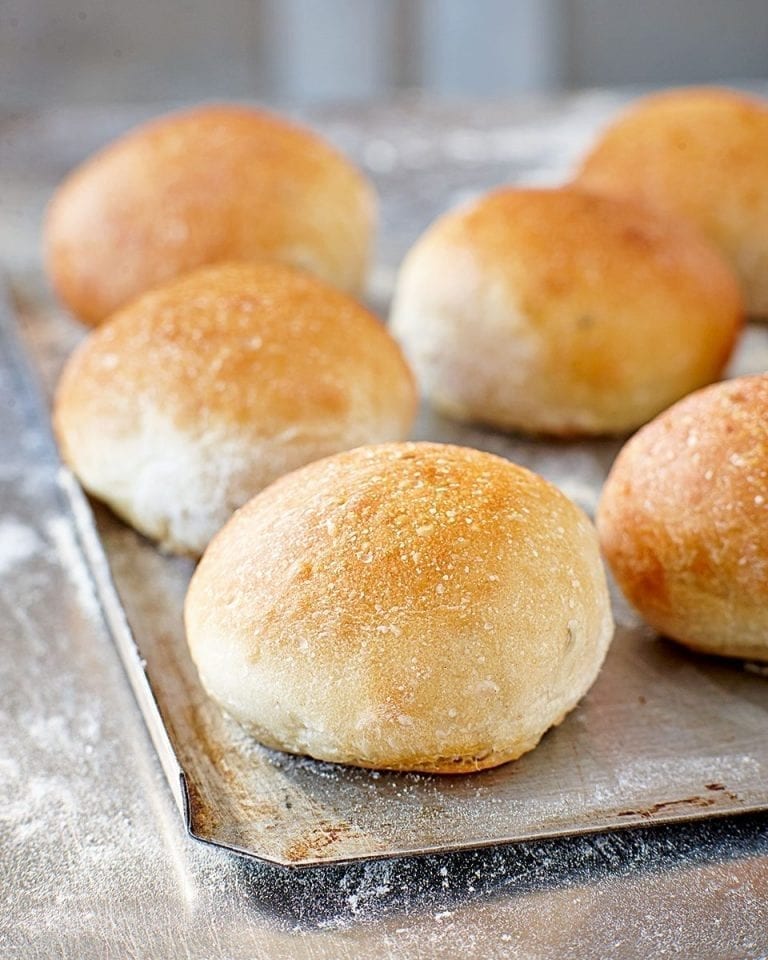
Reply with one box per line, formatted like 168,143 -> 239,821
419,0 -> 566,95
260,0 -> 398,102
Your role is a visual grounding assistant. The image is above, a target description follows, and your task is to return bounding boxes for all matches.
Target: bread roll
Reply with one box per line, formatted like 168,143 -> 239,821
185,442 -> 614,773
598,374 -> 768,661
54,262 -> 416,555
576,87 -> 768,318
44,104 -> 376,326
390,187 -> 742,436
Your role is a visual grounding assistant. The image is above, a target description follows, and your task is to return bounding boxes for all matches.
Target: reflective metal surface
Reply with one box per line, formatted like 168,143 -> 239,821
3,95 -> 768,955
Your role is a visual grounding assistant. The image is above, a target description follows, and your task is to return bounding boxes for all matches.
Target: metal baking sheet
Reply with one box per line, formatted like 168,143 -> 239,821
11,283 -> 768,868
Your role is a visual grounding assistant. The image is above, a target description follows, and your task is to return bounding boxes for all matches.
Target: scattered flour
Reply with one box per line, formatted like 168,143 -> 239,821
0,518 -> 44,575
44,513 -> 102,619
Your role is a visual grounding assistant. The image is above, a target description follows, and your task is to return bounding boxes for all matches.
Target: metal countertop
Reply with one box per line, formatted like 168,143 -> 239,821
2,94 -> 767,959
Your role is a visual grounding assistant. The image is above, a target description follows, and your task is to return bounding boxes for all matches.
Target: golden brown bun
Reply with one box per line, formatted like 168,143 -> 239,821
577,87 -> 768,318
390,186 -> 742,436
185,442 -> 614,773
54,262 -> 416,555
598,374 -> 768,661
44,104 -> 376,326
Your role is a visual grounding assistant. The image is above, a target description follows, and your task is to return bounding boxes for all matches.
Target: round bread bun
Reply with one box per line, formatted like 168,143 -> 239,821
390,186 -> 742,436
598,374 -> 768,662
576,87 -> 768,318
44,104 -> 376,326
184,442 -> 614,773
53,262 -> 416,555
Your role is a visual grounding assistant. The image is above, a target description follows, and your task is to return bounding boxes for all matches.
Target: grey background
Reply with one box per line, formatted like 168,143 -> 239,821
1,0 -> 767,107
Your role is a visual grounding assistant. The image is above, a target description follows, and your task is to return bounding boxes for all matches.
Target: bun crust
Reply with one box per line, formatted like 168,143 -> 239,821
390,187 -> 741,436
184,442 -> 614,773
44,104 -> 376,325
598,374 -> 768,661
54,262 -> 416,555
577,87 -> 768,317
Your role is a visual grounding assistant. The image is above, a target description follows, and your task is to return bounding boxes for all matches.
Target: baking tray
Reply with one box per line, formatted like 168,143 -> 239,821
10,284 -> 768,868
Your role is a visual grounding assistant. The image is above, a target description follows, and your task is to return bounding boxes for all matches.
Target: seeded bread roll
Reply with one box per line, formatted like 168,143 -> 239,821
54,262 -> 416,555
390,187 -> 742,436
598,374 -> 768,661
44,104 -> 376,325
577,87 -> 768,318
184,442 -> 614,773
